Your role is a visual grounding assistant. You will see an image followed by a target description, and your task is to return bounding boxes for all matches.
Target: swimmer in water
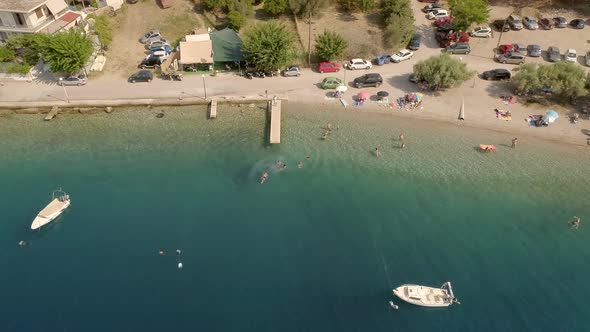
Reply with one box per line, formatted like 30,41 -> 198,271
306,156 -> 311,160
297,161 -> 303,169
260,172 -> 269,184
19,240 -> 27,247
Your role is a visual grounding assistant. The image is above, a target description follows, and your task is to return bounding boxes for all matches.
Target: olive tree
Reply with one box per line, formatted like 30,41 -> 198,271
44,29 -> 93,74
512,64 -> 541,95
314,31 -> 348,61
448,0 -> 489,31
242,21 -> 297,71
413,54 -> 475,90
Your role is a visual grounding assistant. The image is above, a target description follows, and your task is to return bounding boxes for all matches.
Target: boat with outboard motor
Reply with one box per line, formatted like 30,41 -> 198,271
393,281 -> 459,307
31,188 -> 70,230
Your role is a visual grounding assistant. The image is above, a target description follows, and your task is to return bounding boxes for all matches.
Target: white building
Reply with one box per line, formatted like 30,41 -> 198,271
0,0 -> 70,42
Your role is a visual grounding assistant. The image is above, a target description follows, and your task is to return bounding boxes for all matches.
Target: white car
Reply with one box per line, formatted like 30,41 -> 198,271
427,9 -> 448,20
390,49 -> 414,63
345,58 -> 372,70
470,26 -> 492,38
565,49 -> 577,63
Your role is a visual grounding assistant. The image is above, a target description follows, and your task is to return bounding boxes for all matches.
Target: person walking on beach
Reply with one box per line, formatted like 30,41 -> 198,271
400,143 -> 406,150
375,148 -> 381,157
327,123 -> 332,131
511,137 -> 518,148
399,133 -> 404,141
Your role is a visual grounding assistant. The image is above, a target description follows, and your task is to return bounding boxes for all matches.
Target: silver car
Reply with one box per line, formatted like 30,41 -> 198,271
496,53 -> 525,65
140,30 -> 161,44
523,16 -> 538,30
58,75 -> 87,86
282,65 -> 301,77
527,44 -> 541,57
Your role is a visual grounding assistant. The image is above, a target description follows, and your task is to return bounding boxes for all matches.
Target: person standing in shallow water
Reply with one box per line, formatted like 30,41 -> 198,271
399,133 -> 404,141
511,137 -> 518,148
375,148 -> 381,157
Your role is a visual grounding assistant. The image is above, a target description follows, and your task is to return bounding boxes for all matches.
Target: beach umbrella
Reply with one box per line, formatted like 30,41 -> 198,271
357,91 -> 370,100
377,91 -> 389,97
545,109 -> 559,123
336,85 -> 348,93
414,92 -> 424,101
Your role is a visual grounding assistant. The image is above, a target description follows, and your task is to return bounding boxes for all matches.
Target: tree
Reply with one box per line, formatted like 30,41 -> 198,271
543,62 -> 587,100
512,63 -> 541,95
43,29 -> 93,74
448,0 -> 489,31
264,0 -> 290,16
314,31 -> 348,61
338,0 -> 375,12
5,33 -> 50,66
413,54 -> 475,90
381,0 -> 411,23
242,21 -> 297,71
289,0 -> 331,18
382,13 -> 414,49
93,15 -> 112,50
0,46 -> 15,62
227,11 -> 246,30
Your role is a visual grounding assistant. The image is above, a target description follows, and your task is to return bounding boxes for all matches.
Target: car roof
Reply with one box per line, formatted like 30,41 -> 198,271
350,58 -> 364,62
492,69 -> 510,73
566,48 -> 576,52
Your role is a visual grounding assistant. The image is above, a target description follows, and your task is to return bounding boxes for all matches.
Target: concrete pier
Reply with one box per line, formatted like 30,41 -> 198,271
209,99 -> 217,119
269,99 -> 281,144
45,106 -> 59,121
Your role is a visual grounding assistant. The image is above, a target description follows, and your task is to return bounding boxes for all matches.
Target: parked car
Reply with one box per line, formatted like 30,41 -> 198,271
495,53 -> 525,64
391,49 -> 414,63
482,69 -> 511,80
345,58 -> 372,70
418,0 -> 438,3
564,49 -> 577,62
58,75 -> 87,86
507,15 -> 523,30
282,65 -> 301,77
539,18 -> 553,29
151,50 -> 168,59
527,44 -> 542,57
547,46 -> 561,62
150,45 -> 172,54
523,16 -> 538,30
427,9 -> 448,20
421,3 -> 441,12
375,55 -> 391,65
570,19 -> 585,29
321,77 -> 343,89
128,70 -> 153,83
513,43 -> 526,54
491,19 -> 510,32
554,16 -> 567,28
128,0 -> 138,3
498,44 -> 515,54
586,51 -> 590,67
140,30 -> 161,44
318,62 -> 341,73
146,39 -> 170,50
353,73 -> 383,88
470,26 -> 492,38
437,24 -> 455,32
139,55 -> 163,69
408,33 -> 421,50
446,42 -> 470,54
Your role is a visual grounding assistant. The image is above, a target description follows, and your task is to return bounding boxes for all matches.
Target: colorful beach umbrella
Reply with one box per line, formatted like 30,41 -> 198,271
414,92 -> 424,101
545,109 -> 559,123
357,91 -> 370,100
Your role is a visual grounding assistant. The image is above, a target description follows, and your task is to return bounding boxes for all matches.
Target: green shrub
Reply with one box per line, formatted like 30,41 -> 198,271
7,63 -> 32,74
314,31 -> 348,61
264,0 -> 289,16
0,46 -> 15,62
228,10 -> 246,31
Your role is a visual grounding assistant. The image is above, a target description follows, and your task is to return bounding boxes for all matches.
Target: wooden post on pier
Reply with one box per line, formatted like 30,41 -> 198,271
209,99 -> 218,119
45,106 -> 59,121
269,98 -> 281,144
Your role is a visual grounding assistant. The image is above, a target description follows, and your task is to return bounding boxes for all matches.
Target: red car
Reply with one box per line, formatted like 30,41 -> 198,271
498,44 -> 514,54
318,62 -> 341,74
434,16 -> 453,27
448,32 -> 469,43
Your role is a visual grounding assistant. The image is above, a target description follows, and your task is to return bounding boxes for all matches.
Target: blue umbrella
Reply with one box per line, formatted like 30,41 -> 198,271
545,110 -> 559,123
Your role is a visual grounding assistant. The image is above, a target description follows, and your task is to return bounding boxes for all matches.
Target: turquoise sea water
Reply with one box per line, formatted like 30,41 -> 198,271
1,104 -> 589,331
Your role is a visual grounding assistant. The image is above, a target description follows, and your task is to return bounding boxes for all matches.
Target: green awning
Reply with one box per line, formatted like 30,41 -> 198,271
210,28 -> 244,62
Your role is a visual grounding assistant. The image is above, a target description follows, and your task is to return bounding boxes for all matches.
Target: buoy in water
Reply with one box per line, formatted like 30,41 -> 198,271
159,250 -> 165,255
176,249 -> 181,255
178,262 -> 183,269
389,301 -> 399,310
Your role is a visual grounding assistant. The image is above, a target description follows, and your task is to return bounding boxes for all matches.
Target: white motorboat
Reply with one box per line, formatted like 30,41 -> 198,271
31,188 -> 70,230
393,282 -> 459,307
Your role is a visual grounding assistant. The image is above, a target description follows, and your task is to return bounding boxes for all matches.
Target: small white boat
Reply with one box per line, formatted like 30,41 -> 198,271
393,281 -> 459,307
31,188 -> 70,230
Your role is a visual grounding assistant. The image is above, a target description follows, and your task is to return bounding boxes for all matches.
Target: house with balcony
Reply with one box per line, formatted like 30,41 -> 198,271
0,0 -> 70,42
